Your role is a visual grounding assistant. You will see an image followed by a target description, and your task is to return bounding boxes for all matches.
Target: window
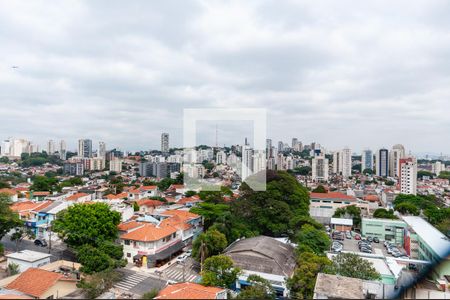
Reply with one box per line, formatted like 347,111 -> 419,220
127,253 -> 131,257
124,240 -> 130,245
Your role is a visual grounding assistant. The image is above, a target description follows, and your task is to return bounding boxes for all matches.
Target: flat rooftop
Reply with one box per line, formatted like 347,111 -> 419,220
402,216 -> 450,259
5,250 -> 52,262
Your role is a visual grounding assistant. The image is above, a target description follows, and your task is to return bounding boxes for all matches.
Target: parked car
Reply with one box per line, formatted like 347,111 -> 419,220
373,237 -> 379,243
345,232 -> 352,239
34,239 -> 47,247
360,247 -> 372,253
354,234 -> 361,240
176,255 -> 187,263
367,236 -> 373,242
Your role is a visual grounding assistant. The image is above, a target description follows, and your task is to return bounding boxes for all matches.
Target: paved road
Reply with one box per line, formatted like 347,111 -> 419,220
162,258 -> 200,283
115,269 -> 167,297
0,236 -> 75,262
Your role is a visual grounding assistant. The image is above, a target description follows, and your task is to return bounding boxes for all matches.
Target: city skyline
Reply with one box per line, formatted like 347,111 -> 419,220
1,1 -> 449,153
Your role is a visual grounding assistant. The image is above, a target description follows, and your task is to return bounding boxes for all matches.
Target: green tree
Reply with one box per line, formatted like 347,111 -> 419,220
0,156 -> 10,164
395,202 -> 419,215
0,193 -> 21,240
292,166 -> 312,175
141,289 -> 159,299
328,252 -> 381,280
30,175 -> 58,192
418,170 -> 434,179
438,171 -> 450,180
362,168 -> 374,175
185,190 -> 197,197
295,224 -> 331,255
287,251 -> 332,299
333,205 -> 361,228
77,269 -> 122,299
53,203 -> 121,247
7,262 -> 20,276
192,229 -> 227,265
10,226 -> 35,252
77,244 -> 114,274
133,201 -> 140,212
312,185 -> 327,193
157,178 -> 175,191
190,202 -> 230,229
0,181 -> 11,189
201,255 -> 240,288
373,208 -> 398,219
236,274 -> 275,300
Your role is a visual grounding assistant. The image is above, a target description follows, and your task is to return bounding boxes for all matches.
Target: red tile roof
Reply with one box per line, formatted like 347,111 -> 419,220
66,192 -> 89,201
120,223 -> 176,242
105,192 -> 128,200
118,221 -> 144,231
310,192 -> 356,200
137,199 -> 165,207
32,191 -> 50,196
156,282 -> 225,299
0,188 -> 16,196
6,268 -> 63,298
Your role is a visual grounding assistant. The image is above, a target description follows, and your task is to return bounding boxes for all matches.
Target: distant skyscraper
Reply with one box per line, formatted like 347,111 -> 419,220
216,151 -> 227,165
376,148 -> 389,177
47,140 -> 55,155
252,150 -> 266,174
241,144 -> 253,180
277,141 -> 284,152
361,149 -> 373,172
332,151 -> 341,174
292,138 -> 298,148
161,133 -> 169,153
78,139 -> 93,158
400,157 -> 417,195
266,139 -> 272,159
389,144 -> 406,177
2,138 -> 30,157
341,147 -> 352,178
98,141 -> 106,158
59,140 -> 67,160
432,161 -> 446,176
312,154 -> 329,182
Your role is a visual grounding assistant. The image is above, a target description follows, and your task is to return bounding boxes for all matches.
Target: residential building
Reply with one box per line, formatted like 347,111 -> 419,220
155,283 -> 227,299
0,267 -> 79,299
432,161 -> 446,176
399,157 -> 417,195
278,141 -> 284,152
252,150 -> 266,174
110,158 -> 123,173
341,147 -> 352,178
63,161 -> 84,176
292,138 -> 298,148
47,140 -> 55,155
376,148 -> 389,177
216,151 -> 227,165
389,144 -> 406,177
224,236 -> 296,298
90,157 -> 105,171
78,139 -> 92,158
241,144 -> 253,180
333,151 -> 341,174
266,139 -> 272,159
1,138 -> 30,157
5,250 -> 51,273
98,141 -> 106,159
161,133 -> 169,153
361,149 -> 373,172
59,140 -> 66,160
312,154 -> 329,182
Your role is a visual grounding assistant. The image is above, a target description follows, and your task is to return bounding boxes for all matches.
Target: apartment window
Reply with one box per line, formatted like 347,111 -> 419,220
127,253 -> 131,258
124,240 -> 130,245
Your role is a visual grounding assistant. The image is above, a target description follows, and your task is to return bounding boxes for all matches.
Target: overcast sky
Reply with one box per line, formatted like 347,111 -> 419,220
1,0 -> 449,154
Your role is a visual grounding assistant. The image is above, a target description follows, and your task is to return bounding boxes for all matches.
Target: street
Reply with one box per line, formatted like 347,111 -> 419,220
114,268 -> 167,297
0,235 -> 75,262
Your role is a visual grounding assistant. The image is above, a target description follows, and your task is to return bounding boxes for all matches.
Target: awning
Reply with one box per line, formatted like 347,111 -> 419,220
150,241 -> 184,261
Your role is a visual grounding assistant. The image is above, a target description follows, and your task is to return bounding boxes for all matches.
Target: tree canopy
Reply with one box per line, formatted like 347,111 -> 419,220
236,274 -> 275,300
0,193 -> 21,240
328,253 -> 381,280
373,208 -> 398,219
333,205 -> 361,228
192,228 -> 227,265
201,255 -> 240,288
295,224 -> 331,255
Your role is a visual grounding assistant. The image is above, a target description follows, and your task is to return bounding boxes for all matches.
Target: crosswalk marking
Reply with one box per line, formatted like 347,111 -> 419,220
114,272 -> 151,291
164,267 -> 199,282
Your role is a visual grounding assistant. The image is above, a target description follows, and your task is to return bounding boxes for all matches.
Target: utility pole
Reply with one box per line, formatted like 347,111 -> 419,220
47,217 -> 52,254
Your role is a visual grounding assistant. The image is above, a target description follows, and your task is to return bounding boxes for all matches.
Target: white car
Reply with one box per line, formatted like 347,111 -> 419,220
176,255 -> 187,263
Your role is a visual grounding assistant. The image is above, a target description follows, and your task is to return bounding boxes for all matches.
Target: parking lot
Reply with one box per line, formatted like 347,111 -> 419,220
330,231 -> 408,258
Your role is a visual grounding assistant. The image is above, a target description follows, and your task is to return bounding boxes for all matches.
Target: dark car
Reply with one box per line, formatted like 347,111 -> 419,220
373,237 -> 380,243
34,239 -> 47,247
367,236 -> 373,242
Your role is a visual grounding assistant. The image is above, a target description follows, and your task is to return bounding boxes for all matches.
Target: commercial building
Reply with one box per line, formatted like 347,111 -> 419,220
361,218 -> 408,245
376,148 -> 389,177
5,250 -> 52,273
224,236 -> 296,298
341,147 -> 352,178
361,149 -> 373,172
309,192 -> 357,224
399,157 -> 417,195
403,216 -> 450,263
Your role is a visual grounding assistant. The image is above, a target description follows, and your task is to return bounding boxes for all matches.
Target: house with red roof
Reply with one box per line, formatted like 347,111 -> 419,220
155,282 -> 226,299
0,188 -> 18,202
1,268 -> 79,299
65,192 -> 91,203
127,185 -> 158,200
